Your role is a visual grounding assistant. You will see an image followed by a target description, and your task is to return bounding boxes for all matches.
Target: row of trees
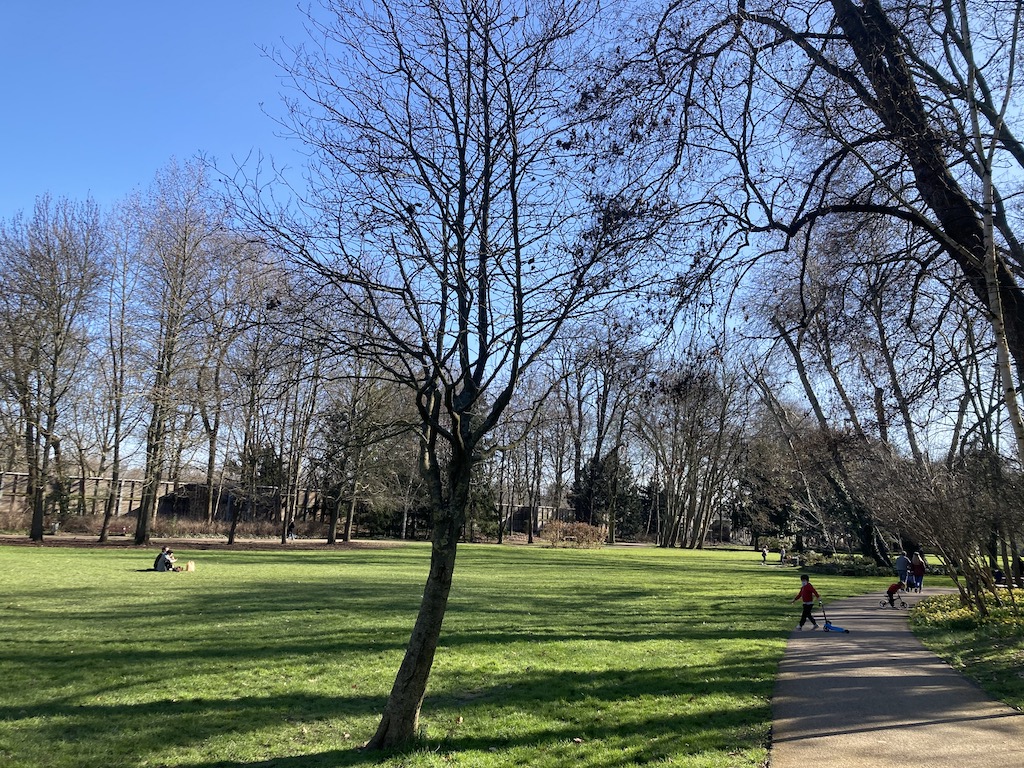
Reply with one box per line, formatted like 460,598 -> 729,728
4,0 -> 1024,748
642,0 -> 1024,607
0,164 -> 318,544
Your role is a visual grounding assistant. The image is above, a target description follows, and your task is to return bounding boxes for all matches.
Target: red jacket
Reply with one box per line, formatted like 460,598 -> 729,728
795,582 -> 819,603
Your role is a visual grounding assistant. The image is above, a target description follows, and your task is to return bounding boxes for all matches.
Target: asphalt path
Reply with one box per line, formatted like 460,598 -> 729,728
771,589 -> 1024,767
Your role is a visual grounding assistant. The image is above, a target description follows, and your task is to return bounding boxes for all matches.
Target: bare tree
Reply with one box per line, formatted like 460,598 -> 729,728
307,355 -> 412,544
134,159 -> 232,544
635,352 -> 747,548
221,285 -> 293,543
96,201 -> 148,539
239,0 -> 669,747
0,196 -> 103,540
192,237 -> 276,524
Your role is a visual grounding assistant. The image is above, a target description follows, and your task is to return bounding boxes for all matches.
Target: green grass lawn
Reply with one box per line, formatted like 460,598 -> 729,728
0,543 -> 882,768
910,592 -> 1024,711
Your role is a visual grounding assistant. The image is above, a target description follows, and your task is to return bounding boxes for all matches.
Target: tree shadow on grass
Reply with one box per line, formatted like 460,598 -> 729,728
172,698 -> 759,768
4,549 -> 790,766
2,656 -> 772,768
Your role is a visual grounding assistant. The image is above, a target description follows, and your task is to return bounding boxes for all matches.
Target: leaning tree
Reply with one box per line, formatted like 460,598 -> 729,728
586,0 -> 1024,578
238,0 -> 673,748
607,0 -> 1024,465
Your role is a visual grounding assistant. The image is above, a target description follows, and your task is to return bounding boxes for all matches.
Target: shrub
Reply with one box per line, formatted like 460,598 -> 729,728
0,507 -> 31,534
801,553 -> 889,577
58,514 -> 104,535
543,520 -> 605,548
802,550 -> 824,565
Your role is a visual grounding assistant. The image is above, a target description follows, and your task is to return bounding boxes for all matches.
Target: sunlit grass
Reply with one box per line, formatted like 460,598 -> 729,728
1,543 -> 880,767
910,592 -> 1024,710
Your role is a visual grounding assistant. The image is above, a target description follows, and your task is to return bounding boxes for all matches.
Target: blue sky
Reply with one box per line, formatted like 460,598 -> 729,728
1,2 -> 313,216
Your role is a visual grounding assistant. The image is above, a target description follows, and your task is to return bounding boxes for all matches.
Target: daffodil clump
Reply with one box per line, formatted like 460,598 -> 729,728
911,594 -> 1024,710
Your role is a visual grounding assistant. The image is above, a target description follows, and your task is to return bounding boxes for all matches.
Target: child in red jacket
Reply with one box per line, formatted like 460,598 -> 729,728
792,574 -> 820,630
886,581 -> 906,606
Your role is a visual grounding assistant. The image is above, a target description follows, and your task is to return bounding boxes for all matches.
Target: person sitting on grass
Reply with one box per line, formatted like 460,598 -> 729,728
886,580 -> 906,606
154,547 -> 181,572
154,547 -> 169,571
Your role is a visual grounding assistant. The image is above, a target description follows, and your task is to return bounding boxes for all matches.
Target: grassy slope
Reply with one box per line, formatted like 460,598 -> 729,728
910,593 -> 1024,711
0,544 -> 882,768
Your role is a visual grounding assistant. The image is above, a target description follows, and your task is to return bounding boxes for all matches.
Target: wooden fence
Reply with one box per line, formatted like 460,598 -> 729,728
0,473 -> 155,517
0,472 -> 571,533
0,473 -> 321,521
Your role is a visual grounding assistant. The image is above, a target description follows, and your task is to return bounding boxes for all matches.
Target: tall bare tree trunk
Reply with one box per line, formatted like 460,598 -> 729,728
956,0 -> 1024,467
134,402 -> 166,544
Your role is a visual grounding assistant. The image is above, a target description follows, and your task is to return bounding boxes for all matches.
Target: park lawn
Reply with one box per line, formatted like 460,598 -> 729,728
0,543 -> 880,768
910,593 -> 1024,711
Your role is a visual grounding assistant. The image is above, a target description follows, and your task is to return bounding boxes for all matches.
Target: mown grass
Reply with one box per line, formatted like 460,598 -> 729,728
910,592 -> 1024,710
0,543 -> 880,768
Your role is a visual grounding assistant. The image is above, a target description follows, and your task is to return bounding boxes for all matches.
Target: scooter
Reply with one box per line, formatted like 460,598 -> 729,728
819,600 -> 850,633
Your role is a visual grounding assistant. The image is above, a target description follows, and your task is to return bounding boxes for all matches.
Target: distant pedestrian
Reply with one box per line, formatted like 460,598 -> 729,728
894,551 -> 910,585
761,546 -> 768,565
780,547 -> 787,565
910,552 -> 926,592
792,574 -> 820,630
287,520 -> 296,540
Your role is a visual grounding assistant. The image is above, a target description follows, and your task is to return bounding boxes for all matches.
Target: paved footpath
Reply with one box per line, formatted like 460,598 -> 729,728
772,588 -> 1024,768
